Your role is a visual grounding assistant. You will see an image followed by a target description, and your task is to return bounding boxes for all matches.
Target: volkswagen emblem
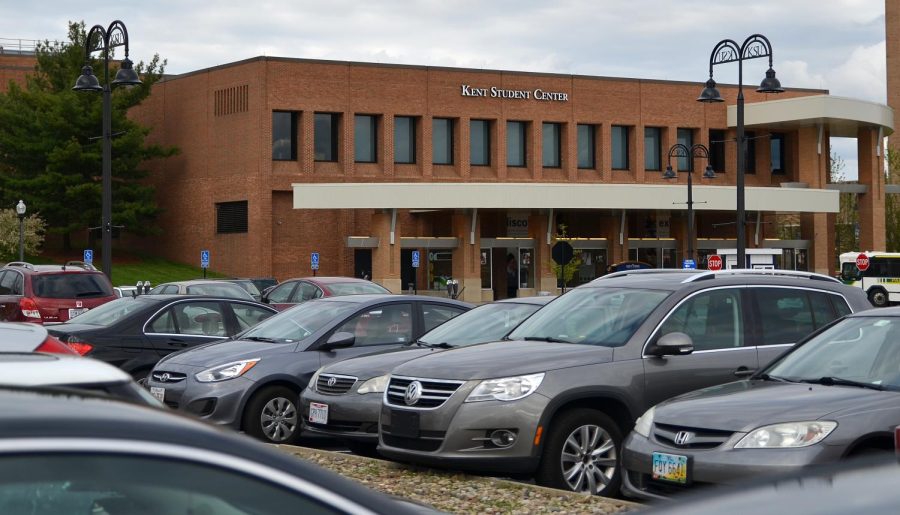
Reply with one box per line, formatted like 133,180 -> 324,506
327,376 -> 337,387
160,373 -> 171,383
404,380 -> 423,406
673,430 -> 695,446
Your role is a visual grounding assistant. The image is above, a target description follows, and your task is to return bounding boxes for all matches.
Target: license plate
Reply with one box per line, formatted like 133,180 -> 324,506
309,402 -> 329,425
149,387 -> 165,403
391,409 -> 420,438
68,308 -> 88,319
652,452 -> 689,484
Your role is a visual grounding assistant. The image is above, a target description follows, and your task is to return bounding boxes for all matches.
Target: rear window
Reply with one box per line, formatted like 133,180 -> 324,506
185,284 -> 253,300
326,282 -> 390,296
32,274 -> 113,299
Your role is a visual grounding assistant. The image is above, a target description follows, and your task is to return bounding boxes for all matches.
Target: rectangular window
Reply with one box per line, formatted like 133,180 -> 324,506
577,124 -> 596,168
643,127 -> 661,171
432,118 -> 453,165
771,133 -> 786,174
394,116 -> 416,164
507,121 -> 527,167
470,119 -> 491,166
354,115 -> 377,163
611,125 -> 629,170
272,111 -> 297,161
314,113 -> 339,162
743,131 -> 756,174
216,201 -> 248,234
709,129 -> 726,172
677,128 -> 694,171
542,122 -> 561,167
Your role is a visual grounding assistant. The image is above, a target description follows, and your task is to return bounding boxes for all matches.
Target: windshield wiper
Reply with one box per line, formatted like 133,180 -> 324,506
243,336 -> 278,343
523,336 -> 572,344
756,373 -> 794,383
415,341 -> 454,349
800,376 -> 884,391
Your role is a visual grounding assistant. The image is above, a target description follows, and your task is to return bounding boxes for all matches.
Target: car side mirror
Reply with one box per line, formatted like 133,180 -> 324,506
320,331 -> 355,351
651,332 -> 694,356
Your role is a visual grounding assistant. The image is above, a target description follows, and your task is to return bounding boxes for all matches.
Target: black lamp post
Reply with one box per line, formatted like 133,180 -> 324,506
73,21 -> 141,279
16,200 -> 25,262
698,34 -> 783,269
664,144 -> 716,263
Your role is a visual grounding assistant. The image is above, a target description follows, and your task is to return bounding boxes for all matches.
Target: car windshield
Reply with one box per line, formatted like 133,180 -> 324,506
418,302 -> 543,347
326,282 -> 391,296
240,300 -> 357,343
62,297 -> 146,327
765,316 -> 900,390
228,280 -> 261,297
185,283 -> 253,300
507,287 -> 670,347
32,274 -> 113,299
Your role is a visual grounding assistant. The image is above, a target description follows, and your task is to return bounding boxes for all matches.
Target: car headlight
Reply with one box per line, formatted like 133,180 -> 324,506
308,366 -> 327,392
465,373 -> 545,403
735,421 -> 837,449
195,359 -> 260,383
357,374 -> 389,394
634,406 -> 655,438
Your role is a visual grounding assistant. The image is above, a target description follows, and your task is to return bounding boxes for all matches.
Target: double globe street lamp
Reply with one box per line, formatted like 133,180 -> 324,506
73,20 -> 141,279
664,144 -> 716,264
697,34 -> 783,269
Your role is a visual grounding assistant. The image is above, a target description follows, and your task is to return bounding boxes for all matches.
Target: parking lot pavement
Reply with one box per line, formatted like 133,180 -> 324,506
278,445 -> 640,514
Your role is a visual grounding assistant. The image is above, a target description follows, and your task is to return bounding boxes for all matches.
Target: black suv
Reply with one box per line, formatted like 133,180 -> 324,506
0,261 -> 117,323
377,270 -> 872,497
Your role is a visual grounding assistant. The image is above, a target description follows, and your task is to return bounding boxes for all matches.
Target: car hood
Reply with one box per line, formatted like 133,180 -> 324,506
322,347 -> 436,380
162,338 -> 294,366
654,380 -> 894,432
391,340 -> 613,380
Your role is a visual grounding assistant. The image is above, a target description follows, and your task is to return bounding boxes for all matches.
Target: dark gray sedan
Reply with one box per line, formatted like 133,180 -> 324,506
146,295 -> 471,444
622,307 -> 900,500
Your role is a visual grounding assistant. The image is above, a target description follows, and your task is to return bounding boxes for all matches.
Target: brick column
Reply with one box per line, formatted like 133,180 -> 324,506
858,128 -> 887,251
800,213 -> 830,274
450,210 -> 482,303
371,210 -> 402,293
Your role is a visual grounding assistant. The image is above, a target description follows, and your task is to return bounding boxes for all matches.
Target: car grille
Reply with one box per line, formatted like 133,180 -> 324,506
381,432 -> 445,452
653,422 -> 734,449
151,371 -> 187,384
307,419 -> 378,434
385,376 -> 464,409
316,374 -> 357,395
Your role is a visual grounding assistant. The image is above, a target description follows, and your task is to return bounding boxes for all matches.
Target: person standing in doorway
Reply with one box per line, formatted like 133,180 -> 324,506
506,253 -> 518,298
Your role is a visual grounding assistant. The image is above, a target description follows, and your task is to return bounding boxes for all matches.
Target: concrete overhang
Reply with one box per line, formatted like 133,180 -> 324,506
727,95 -> 894,137
292,182 -> 839,213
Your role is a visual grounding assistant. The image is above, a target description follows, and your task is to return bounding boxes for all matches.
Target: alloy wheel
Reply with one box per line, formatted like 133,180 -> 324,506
260,396 -> 298,442
559,424 -> 617,494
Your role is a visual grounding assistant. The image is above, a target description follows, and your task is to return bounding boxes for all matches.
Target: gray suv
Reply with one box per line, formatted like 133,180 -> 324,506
377,270 -> 872,497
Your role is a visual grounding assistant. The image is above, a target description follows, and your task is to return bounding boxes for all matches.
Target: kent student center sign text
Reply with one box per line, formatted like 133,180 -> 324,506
460,84 -> 569,102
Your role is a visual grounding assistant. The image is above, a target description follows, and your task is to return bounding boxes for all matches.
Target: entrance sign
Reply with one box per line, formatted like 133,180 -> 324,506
682,259 -> 696,270
708,255 -> 723,271
856,253 -> 870,272
83,249 -> 94,264
311,252 -> 320,271
411,250 -> 420,268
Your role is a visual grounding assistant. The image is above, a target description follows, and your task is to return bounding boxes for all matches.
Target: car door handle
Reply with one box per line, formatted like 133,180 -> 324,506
169,339 -> 190,347
733,366 -> 756,378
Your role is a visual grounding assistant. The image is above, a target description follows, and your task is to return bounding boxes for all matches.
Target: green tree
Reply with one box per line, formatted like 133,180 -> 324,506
886,147 -> 900,252
0,21 -> 177,249
0,209 -> 46,259
830,151 -> 859,256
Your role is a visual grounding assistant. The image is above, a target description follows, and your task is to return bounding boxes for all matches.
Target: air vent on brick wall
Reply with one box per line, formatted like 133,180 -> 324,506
214,84 -> 249,116
216,201 -> 248,234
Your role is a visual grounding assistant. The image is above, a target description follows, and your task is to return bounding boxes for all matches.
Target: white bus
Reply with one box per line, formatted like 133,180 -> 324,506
839,251 -> 900,307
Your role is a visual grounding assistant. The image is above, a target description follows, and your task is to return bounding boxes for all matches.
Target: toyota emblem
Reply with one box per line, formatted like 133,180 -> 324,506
673,430 -> 695,446
160,373 -> 170,383
327,376 -> 337,387
404,380 -> 423,406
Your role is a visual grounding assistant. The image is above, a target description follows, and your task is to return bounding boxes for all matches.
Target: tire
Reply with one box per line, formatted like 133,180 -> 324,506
868,288 -> 889,307
243,386 -> 300,444
346,441 -> 382,458
535,409 -> 622,497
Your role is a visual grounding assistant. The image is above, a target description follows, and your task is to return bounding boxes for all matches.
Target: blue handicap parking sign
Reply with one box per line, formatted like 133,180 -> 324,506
201,250 -> 210,268
311,252 -> 320,270
83,249 -> 93,264
682,259 -> 697,269
411,250 -> 420,268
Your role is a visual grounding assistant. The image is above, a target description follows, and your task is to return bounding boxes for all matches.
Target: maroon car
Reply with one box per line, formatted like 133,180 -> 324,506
0,262 -> 117,324
261,277 -> 391,311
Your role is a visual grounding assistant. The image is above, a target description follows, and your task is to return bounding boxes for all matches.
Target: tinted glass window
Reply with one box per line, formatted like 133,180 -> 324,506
771,133 -> 786,174
832,295 -> 853,318
266,282 -> 296,303
644,127 -> 661,171
507,121 -> 526,167
754,288 -> 815,346
149,309 -> 176,333
394,116 -> 416,164
420,302 -> 542,347
185,283 -> 252,300
577,124 -> 595,168
432,118 -> 453,165
233,303 -> 276,331
272,111 -> 297,161
611,125 -> 629,170
809,292 -> 838,327
0,454 -> 342,515
421,303 -> 467,332
297,282 -> 319,302
326,282 -> 391,296
709,129 -> 726,172
677,128 -> 693,171
354,114 -> 377,163
0,272 -> 16,295
314,113 -> 338,162
542,122 -> 561,167
167,301 -> 228,337
658,288 -> 744,351
470,119 -> 490,166
335,303 -> 413,346
744,130 -> 756,174
32,274 -> 113,299
243,300 -> 357,343
67,297 -> 146,326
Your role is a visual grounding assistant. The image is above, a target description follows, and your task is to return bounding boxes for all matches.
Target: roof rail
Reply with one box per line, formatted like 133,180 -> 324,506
64,260 -> 98,271
597,269 -> 701,281
682,269 -> 841,284
4,261 -> 35,270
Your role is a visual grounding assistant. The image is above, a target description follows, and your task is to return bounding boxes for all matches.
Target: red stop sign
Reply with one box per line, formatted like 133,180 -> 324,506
708,255 -> 723,271
856,253 -> 870,272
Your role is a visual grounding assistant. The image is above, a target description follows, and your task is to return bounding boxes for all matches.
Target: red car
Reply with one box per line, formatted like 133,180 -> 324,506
0,262 -> 117,324
261,277 -> 391,311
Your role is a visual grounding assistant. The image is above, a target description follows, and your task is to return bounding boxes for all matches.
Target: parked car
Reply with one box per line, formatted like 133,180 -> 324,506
46,295 -> 277,382
262,276 -> 391,310
377,269 -> 872,496
113,285 -> 139,298
221,278 -> 263,301
0,261 -> 116,323
148,294 -> 471,444
148,279 -> 256,301
0,387 -> 432,515
301,296 -> 554,454
244,277 -> 278,294
0,322 -> 77,355
622,307 -> 900,500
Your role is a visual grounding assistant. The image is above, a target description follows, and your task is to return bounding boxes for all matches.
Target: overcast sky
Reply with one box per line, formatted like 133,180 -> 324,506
0,0 -> 888,178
